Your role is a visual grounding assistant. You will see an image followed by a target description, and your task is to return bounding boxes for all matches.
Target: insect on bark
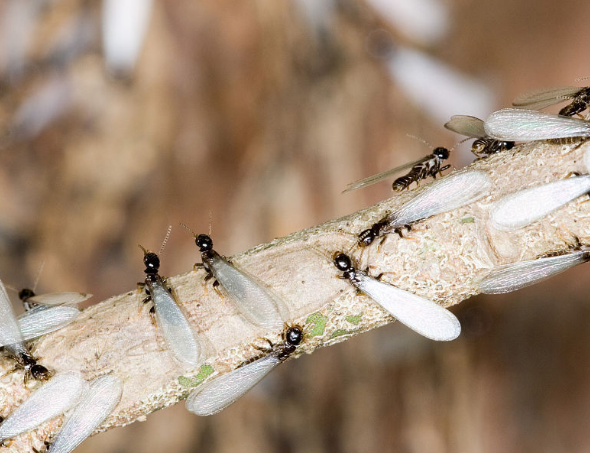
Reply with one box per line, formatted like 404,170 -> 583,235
358,170 -> 492,246
333,253 -> 460,341
0,278 -> 52,381
444,115 -> 514,158
139,226 -> 200,368
183,225 -> 287,330
186,324 -> 303,416
512,85 -> 590,117
342,147 -> 451,193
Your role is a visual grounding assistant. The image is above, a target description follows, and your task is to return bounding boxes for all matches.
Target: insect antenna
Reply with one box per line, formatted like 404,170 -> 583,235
158,225 -> 172,256
31,261 -> 45,293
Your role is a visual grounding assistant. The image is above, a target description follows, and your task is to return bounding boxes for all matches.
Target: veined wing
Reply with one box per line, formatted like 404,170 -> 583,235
27,291 -> 92,306
342,155 -> 430,193
490,175 -> 590,231
392,170 -> 491,227
210,255 -> 284,329
0,279 -> 26,356
479,251 -> 589,294
17,305 -> 81,341
151,283 -> 200,367
484,108 -> 590,141
0,372 -> 86,442
512,86 -> 581,110
355,273 -> 460,341
50,374 -> 122,453
444,115 -> 486,138
186,355 -> 279,416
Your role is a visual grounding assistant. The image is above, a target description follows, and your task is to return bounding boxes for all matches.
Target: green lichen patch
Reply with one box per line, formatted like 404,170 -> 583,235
306,312 -> 328,337
461,216 -> 475,224
330,329 -> 356,339
178,364 -> 214,387
345,313 -> 363,325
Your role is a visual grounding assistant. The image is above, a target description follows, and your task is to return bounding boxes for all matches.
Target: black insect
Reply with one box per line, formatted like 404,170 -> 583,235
137,229 -> 201,367
18,288 -> 36,311
275,324 -> 303,361
18,352 -> 52,382
444,115 -> 514,158
342,147 -> 451,193
193,233 -> 218,285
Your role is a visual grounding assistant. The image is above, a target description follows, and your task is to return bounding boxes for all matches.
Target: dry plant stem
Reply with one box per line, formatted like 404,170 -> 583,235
2,141 -> 590,452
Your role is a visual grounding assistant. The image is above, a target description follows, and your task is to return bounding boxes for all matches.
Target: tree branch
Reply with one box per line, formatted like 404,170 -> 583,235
2,140 -> 589,452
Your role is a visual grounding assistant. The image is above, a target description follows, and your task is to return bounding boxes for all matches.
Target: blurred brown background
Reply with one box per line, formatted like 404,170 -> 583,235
1,0 -> 590,452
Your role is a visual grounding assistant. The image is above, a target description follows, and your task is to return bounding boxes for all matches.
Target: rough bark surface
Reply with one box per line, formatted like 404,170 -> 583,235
1,140 -> 589,452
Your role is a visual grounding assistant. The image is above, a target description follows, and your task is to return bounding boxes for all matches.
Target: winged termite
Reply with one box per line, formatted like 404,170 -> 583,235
342,147 -> 450,193
512,85 -> 590,117
444,115 -> 514,158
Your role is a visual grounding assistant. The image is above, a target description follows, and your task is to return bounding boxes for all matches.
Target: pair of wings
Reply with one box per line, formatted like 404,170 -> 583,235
512,85 -> 586,111
0,372 -> 123,450
0,282 -> 86,348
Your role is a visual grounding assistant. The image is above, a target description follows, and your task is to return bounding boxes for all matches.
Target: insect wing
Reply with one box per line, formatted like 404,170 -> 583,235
512,86 -> 581,110
0,279 -> 26,355
0,372 -> 86,442
342,156 -> 429,193
186,355 -> 280,416
444,115 -> 486,138
27,292 -> 92,306
490,175 -> 590,231
479,252 -> 588,294
484,108 -> 590,141
151,283 -> 200,367
210,255 -> 284,329
392,170 -> 491,226
50,374 -> 123,453
17,306 -> 81,341
354,273 -> 460,341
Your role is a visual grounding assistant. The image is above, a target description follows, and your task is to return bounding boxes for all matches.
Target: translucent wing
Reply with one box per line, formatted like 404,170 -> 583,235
490,175 -> 590,231
186,355 -> 279,416
444,115 -> 486,138
17,306 -> 81,341
27,292 -> 92,306
484,108 -> 590,141
391,170 -> 491,227
151,282 -> 200,367
210,255 -> 285,329
50,374 -> 123,453
354,273 -> 460,341
512,86 -> 581,110
0,372 -> 86,442
342,156 -> 429,193
479,252 -> 589,294
0,279 -> 27,357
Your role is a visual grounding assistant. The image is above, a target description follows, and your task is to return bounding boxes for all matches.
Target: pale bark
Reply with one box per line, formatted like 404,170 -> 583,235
1,140 -> 589,452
